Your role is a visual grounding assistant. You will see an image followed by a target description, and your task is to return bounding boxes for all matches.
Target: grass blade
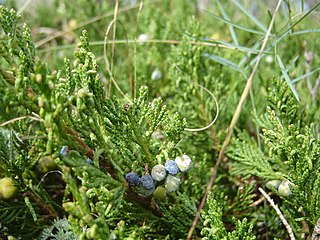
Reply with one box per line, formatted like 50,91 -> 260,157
277,1 -> 320,37
231,0 -> 268,32
216,0 -> 239,45
292,67 -> 320,83
203,52 -> 244,74
276,54 -> 300,101
205,11 -> 266,36
200,37 -> 267,54
291,29 -> 320,36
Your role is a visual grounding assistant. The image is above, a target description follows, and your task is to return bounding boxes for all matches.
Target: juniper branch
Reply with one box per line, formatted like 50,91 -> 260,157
187,1 -> 283,238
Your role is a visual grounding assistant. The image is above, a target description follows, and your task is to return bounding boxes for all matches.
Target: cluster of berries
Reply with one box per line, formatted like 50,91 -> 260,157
266,179 -> 294,197
125,155 -> 192,197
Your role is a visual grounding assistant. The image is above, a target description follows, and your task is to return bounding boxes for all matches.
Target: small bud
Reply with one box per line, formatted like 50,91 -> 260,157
86,158 -> 94,165
77,88 -> 90,98
304,51 -> 314,63
35,73 -> 42,83
165,175 -> 180,192
151,164 -> 166,181
175,155 -> 192,172
60,146 -> 68,156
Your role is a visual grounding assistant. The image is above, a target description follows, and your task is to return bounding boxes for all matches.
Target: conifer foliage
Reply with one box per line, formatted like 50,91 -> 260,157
1,1 -> 320,239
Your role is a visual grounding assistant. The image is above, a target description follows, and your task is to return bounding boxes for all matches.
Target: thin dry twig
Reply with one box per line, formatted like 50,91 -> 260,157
259,187 -> 295,240
0,115 -> 43,127
184,83 -> 220,132
104,19 -> 132,103
186,1 -> 283,239
107,0 -> 119,95
133,0 -> 144,99
34,1 -> 161,48
304,48 -> 320,103
39,39 -> 263,54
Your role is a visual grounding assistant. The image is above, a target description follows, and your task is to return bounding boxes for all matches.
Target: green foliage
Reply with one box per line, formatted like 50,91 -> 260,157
1,0 -> 320,239
0,198 -> 45,238
228,78 -> 320,237
40,218 -> 79,240
201,194 -> 256,240
160,193 -> 197,238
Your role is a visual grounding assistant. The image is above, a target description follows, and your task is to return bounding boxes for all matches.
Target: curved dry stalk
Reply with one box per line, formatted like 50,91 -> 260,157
36,170 -> 63,189
259,188 -> 295,240
0,115 -> 43,127
186,0 -> 283,239
184,83 -> 219,132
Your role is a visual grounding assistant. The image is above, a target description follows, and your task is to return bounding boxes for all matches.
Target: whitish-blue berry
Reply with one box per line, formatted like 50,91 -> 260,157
278,180 -> 293,197
266,180 -> 281,190
164,175 -> 180,192
140,174 -> 155,190
151,69 -> 162,80
86,158 -> 94,165
60,146 -> 68,156
139,185 -> 155,197
175,155 -> 192,172
151,164 -> 166,181
125,172 -> 141,187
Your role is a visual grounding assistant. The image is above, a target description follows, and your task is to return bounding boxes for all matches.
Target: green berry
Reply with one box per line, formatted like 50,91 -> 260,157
38,156 -> 56,173
153,186 -> 167,202
139,185 -> 155,197
0,177 -> 18,200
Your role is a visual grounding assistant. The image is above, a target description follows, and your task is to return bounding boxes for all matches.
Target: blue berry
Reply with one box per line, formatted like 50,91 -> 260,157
86,158 -> 94,165
140,174 -> 155,190
164,160 -> 179,175
125,172 -> 141,187
60,146 -> 68,156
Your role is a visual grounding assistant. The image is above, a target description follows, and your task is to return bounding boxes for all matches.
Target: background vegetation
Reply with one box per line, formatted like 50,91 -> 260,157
0,0 -> 320,239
